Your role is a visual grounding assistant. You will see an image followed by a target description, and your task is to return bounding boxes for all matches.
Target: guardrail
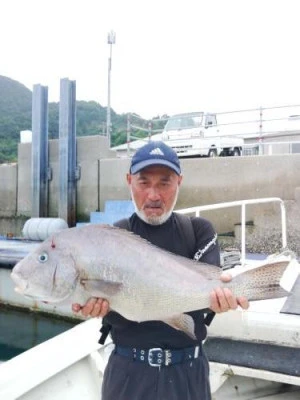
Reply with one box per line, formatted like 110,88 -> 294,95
244,140 -> 300,156
116,137 -> 300,157
116,139 -> 300,158
176,197 -> 287,266
122,104 -> 300,157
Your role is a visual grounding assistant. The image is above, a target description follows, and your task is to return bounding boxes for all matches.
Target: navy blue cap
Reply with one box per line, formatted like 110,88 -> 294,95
130,141 -> 181,175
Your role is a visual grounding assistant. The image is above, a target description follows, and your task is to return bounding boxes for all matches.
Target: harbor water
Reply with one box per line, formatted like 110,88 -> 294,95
0,305 -> 79,362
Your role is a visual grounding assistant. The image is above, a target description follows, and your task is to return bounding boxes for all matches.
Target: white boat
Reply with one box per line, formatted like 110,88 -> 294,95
0,198 -> 300,399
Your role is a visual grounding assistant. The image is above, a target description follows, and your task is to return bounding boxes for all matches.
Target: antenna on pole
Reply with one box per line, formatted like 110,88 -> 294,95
106,30 -> 116,147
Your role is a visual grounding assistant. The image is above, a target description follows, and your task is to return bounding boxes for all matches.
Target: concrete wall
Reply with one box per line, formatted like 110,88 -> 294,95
0,164 -> 17,217
16,135 -> 115,219
99,154 -> 300,234
17,143 -> 32,216
179,155 -> 300,235
1,135 -> 300,239
76,136 -> 116,217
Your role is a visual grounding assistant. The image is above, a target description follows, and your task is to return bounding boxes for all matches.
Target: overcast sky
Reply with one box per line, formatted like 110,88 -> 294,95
1,0 -> 300,119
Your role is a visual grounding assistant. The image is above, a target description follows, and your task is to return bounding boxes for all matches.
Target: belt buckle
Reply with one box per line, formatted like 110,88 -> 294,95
148,348 -> 164,367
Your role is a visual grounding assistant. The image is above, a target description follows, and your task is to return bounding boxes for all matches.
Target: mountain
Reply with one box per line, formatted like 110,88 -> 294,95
0,75 -> 165,164
0,76 -> 32,162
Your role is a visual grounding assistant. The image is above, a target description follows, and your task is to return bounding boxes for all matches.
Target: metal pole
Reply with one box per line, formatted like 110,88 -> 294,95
31,84 -> 49,218
259,106 -> 263,155
241,203 -> 246,266
107,44 -> 111,143
59,78 -> 77,227
148,121 -> 152,142
106,30 -> 116,147
127,114 -> 131,157
280,200 -> 287,249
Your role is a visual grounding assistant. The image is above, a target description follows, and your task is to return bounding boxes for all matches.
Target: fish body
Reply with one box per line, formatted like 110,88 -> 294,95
11,224 -> 290,336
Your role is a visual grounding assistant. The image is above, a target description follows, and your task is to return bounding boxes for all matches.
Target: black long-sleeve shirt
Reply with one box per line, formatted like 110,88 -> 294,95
102,212 -> 220,349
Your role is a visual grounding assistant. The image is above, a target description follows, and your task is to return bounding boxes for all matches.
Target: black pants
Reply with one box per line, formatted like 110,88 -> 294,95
102,351 -> 211,400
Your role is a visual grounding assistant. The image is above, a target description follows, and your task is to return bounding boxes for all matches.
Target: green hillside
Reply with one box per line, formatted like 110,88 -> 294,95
0,75 -> 165,164
0,76 -> 32,162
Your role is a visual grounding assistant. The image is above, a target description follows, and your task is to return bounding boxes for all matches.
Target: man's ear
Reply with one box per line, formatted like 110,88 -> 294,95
178,174 -> 183,186
126,173 -> 132,185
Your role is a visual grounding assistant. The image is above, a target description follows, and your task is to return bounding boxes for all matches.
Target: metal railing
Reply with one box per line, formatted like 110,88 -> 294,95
245,140 -> 300,156
118,139 -> 300,158
176,197 -> 287,266
121,104 -> 300,157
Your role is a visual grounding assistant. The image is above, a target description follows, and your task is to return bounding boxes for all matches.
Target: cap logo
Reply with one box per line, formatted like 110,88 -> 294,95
149,147 -> 164,156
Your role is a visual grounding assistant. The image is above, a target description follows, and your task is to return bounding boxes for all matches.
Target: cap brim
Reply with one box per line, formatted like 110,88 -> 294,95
130,159 -> 181,175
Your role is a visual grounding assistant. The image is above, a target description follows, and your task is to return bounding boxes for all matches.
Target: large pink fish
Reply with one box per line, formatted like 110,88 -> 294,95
11,224 -> 289,338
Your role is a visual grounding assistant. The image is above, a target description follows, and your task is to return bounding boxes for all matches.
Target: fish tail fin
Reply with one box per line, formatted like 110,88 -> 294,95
236,260 -> 291,301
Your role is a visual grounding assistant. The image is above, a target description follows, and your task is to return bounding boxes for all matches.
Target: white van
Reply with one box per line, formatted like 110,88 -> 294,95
153,112 -> 244,157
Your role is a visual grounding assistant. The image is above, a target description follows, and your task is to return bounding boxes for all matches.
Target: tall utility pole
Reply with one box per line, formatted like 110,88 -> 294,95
106,30 -> 116,147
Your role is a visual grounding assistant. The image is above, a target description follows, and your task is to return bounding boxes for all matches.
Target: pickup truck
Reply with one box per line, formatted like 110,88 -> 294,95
152,112 -> 244,157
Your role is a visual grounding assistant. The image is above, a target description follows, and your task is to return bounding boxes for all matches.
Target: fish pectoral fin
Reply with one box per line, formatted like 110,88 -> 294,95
80,279 -> 123,296
162,314 -> 196,340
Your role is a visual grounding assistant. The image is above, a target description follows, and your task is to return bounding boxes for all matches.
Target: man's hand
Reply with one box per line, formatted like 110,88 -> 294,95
72,297 -> 110,318
209,272 -> 249,313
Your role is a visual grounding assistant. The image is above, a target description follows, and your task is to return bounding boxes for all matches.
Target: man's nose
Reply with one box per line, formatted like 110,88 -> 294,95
147,187 -> 160,200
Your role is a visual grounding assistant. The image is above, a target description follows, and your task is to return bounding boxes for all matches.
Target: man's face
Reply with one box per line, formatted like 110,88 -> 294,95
127,165 -> 183,225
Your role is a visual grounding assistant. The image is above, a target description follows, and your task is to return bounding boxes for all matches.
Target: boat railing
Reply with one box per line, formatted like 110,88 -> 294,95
176,197 -> 287,266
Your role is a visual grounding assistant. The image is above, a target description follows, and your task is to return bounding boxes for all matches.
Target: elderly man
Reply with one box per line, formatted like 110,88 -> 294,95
73,141 -> 248,400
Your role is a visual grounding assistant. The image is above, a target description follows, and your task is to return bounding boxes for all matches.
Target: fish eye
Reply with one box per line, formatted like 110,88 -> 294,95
38,252 -> 48,263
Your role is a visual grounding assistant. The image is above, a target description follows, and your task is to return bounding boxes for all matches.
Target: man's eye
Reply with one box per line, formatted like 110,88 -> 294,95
160,181 -> 171,187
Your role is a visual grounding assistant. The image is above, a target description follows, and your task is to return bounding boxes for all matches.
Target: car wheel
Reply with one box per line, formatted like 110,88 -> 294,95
208,149 -> 217,157
233,148 -> 241,156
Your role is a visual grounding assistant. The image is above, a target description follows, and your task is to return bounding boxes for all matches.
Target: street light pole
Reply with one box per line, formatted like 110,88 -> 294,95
107,30 -> 116,147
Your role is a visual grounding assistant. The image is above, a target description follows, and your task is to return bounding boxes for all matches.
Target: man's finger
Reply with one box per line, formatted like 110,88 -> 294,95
100,300 -> 110,316
81,297 -> 98,317
90,298 -> 105,318
209,290 -> 221,313
214,287 -> 230,311
220,272 -> 232,283
72,303 -> 82,313
237,296 -> 250,310
223,288 -> 238,310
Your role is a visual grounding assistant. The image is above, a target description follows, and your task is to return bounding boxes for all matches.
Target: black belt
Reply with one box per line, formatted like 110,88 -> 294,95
114,345 -> 202,368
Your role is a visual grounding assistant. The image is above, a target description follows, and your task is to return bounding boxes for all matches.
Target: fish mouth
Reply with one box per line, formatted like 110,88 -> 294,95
11,271 -> 28,294
14,287 -> 69,304
10,271 -> 70,303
